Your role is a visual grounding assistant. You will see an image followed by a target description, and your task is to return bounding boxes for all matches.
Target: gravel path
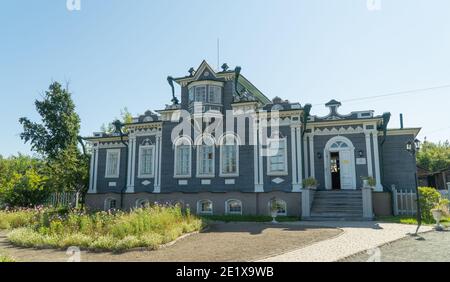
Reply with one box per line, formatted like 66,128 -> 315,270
0,222 -> 341,262
343,230 -> 450,262
258,221 -> 432,262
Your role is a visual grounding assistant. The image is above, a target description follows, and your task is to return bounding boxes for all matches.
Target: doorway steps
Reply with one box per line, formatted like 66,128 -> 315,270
307,190 -> 365,221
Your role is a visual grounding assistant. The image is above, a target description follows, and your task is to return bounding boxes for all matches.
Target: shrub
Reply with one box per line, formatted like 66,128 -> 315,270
4,205 -> 203,251
302,178 -> 318,188
419,187 -> 443,223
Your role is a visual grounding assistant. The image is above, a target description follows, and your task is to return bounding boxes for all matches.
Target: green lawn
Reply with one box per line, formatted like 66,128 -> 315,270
377,216 -> 450,227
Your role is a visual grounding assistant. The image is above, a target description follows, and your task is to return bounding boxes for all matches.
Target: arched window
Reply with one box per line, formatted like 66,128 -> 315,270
174,136 -> 192,177
268,199 -> 287,216
104,198 -> 117,211
197,200 -> 213,215
136,199 -> 150,208
220,134 -> 239,177
196,135 -> 215,177
225,199 -> 242,215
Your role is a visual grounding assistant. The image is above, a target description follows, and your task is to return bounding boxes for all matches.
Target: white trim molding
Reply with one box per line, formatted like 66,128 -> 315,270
196,199 -> 213,215
323,136 -> 357,190
372,132 -> 383,191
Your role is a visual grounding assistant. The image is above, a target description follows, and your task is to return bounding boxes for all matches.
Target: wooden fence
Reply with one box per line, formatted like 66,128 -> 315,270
392,186 -> 417,216
45,192 -> 80,208
392,183 -> 450,216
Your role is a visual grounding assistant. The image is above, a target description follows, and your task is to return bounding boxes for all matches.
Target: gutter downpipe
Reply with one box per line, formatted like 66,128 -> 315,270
113,120 -> 129,210
301,104 -> 312,178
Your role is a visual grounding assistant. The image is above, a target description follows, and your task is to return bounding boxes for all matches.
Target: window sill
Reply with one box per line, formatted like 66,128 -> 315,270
219,173 -> 239,178
105,175 -> 120,179
173,175 -> 192,179
137,175 -> 154,179
267,171 -> 289,177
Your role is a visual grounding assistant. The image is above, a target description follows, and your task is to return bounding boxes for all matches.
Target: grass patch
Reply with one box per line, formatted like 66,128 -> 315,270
0,253 -> 15,262
4,205 -> 203,252
201,215 -> 300,223
377,216 -> 450,226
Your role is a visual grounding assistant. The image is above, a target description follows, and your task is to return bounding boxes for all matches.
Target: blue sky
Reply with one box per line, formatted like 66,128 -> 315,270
1,0 -> 449,157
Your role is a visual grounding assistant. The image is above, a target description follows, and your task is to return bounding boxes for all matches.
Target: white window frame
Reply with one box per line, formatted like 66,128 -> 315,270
268,199 -> 287,216
105,149 -> 121,178
225,199 -> 243,215
138,145 -> 155,178
267,138 -> 288,176
219,134 -> 239,177
174,136 -> 192,178
197,199 -> 213,215
196,136 -> 215,178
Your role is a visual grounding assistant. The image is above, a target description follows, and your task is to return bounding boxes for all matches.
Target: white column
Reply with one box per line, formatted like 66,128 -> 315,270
303,133 -> 308,178
254,120 -> 263,192
126,136 -> 136,193
126,137 -> 133,192
92,146 -> 99,193
154,133 -> 162,193
291,126 -> 301,192
372,132 -> 383,191
365,132 -> 373,177
258,120 -> 264,192
296,128 -> 303,188
88,145 -> 95,193
309,134 -> 315,178
131,137 -> 136,188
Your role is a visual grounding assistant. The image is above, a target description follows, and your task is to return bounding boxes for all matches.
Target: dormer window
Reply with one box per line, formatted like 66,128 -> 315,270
208,86 -> 221,104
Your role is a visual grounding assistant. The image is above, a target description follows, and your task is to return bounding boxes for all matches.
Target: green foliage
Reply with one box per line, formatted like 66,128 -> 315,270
100,107 -> 133,134
19,82 -> 80,161
302,177 -> 318,188
17,81 -> 89,201
0,253 -> 15,262
417,140 -> 450,172
0,155 -> 50,207
419,187 -> 444,223
4,205 -> 203,252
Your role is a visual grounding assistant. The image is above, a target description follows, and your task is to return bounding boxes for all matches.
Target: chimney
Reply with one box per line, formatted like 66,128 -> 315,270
400,114 -> 404,129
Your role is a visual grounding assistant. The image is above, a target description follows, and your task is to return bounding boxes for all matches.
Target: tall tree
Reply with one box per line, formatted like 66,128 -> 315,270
19,82 -> 89,198
19,82 -> 81,160
417,140 -> 450,172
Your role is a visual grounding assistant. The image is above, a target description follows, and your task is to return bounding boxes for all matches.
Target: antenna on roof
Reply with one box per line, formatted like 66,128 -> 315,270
217,38 -> 220,71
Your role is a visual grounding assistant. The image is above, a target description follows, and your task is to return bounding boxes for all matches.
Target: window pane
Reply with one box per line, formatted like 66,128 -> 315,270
199,145 -> 213,175
176,145 -> 190,175
269,139 -> 286,172
228,201 -> 241,213
106,151 -> 119,176
209,86 -> 221,104
195,86 -> 207,102
140,147 -> 153,175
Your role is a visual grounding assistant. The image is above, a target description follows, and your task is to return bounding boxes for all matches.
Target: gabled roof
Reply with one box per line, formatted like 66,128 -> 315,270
172,60 -> 271,105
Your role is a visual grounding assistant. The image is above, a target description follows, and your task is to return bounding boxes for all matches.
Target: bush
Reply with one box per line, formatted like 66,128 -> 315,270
419,187 -> 443,223
4,205 -> 203,252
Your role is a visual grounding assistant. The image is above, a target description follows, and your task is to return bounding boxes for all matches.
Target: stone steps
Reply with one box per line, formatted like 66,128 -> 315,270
308,190 -> 363,221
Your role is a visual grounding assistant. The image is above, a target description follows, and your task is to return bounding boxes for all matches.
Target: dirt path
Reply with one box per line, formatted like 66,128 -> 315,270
0,222 -> 341,262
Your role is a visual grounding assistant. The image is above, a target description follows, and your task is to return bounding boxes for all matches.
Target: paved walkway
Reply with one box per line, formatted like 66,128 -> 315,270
258,221 -> 432,262
343,230 -> 450,262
